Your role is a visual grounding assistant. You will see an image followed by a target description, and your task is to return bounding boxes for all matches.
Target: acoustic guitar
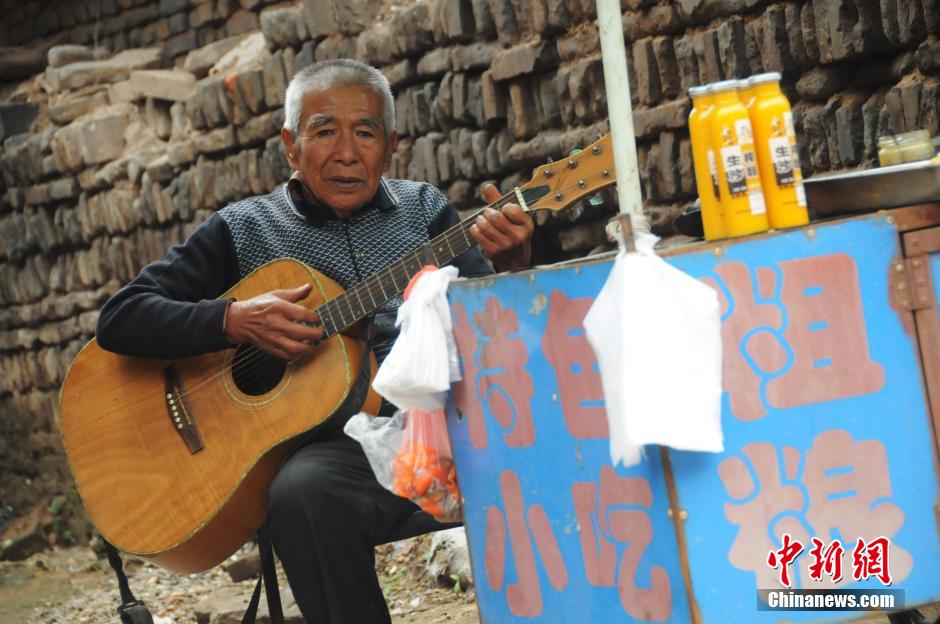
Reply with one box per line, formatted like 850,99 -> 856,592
58,133 -> 616,573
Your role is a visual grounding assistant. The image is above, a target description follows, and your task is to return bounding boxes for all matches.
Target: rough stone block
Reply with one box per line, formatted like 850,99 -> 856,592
813,0 -> 891,63
314,36 -> 356,63
862,90 -> 886,159
470,0 -> 496,37
507,82 -> 540,139
487,0 -> 519,44
436,0 -> 476,43
47,45 -> 95,68
694,29 -> 724,83
382,59 -> 418,89
146,98 -> 173,141
194,125 -> 237,154
625,4 -> 675,41
799,1 -> 820,65
653,37 -> 680,99
263,51 -> 288,110
673,35 -> 700,92
416,48 -> 452,78
226,9 -> 259,36
236,69 -> 266,115
167,140 -> 198,167
390,4 -> 435,57
166,30 -> 199,59
49,48 -> 162,92
190,1 -> 216,28
924,0 -> 940,34
160,0 -> 191,15
491,41 -> 557,81
633,38 -> 662,106
301,0 -> 339,39
127,69 -> 198,102
260,4 -> 308,49
920,81 -> 940,136
451,42 -> 495,71
237,110 -> 282,146
835,92 -> 866,166
356,26 -> 396,66
760,5 -> 796,74
632,98 -> 691,139
557,25 -> 599,61
916,36 -> 940,74
480,70 -> 506,125
795,65 -> 850,101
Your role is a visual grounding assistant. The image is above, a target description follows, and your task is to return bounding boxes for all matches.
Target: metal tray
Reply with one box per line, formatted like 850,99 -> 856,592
803,159 -> 940,216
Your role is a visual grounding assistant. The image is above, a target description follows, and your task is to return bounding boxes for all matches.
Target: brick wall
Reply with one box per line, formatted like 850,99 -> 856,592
0,0 -> 938,549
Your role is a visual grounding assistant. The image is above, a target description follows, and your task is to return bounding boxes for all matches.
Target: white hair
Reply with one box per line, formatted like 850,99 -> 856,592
283,59 -> 396,137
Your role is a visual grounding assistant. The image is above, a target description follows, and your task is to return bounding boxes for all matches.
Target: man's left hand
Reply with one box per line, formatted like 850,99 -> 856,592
469,183 -> 534,272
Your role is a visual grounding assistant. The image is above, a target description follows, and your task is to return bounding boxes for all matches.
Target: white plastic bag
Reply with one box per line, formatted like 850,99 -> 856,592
372,266 -> 461,412
344,409 -> 461,522
583,233 -> 723,467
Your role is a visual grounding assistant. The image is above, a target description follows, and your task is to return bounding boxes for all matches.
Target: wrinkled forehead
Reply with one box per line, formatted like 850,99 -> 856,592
299,84 -> 384,120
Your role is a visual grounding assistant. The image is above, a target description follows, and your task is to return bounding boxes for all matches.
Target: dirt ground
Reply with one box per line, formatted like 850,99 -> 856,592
0,537 -> 480,624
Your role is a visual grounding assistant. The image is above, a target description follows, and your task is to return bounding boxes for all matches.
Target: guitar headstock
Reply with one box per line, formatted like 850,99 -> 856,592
518,133 -> 616,214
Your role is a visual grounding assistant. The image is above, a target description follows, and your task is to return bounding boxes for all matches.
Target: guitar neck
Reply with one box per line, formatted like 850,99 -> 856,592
315,185 -> 550,337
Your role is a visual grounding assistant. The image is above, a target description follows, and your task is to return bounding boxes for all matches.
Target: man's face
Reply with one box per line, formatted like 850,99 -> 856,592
282,84 -> 397,217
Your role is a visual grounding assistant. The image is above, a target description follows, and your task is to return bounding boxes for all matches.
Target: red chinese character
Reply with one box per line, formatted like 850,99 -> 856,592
702,254 -> 885,422
474,297 -> 535,447
571,466 -> 671,620
765,254 -> 884,408
718,441 -> 807,588
852,537 -> 893,585
542,290 -> 608,439
807,537 -> 844,583
803,430 -> 911,586
450,302 -> 487,449
701,261 -> 784,421
485,469 -> 568,617
767,533 -> 804,588
720,430 -> 911,590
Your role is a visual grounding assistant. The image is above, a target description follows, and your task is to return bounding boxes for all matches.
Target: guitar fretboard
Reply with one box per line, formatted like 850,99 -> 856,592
315,185 -> 549,336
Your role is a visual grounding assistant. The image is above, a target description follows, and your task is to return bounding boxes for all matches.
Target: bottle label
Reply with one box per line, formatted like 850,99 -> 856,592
721,145 -> 748,195
769,136 -> 795,186
707,149 -> 721,199
748,189 -> 767,215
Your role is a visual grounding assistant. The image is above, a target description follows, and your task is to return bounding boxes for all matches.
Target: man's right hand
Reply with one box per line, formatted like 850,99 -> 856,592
224,284 -> 324,360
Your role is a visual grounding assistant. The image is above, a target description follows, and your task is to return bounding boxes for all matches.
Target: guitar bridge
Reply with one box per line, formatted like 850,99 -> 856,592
163,364 -> 204,454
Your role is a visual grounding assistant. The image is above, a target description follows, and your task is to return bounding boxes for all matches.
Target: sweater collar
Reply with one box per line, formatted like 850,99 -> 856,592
285,174 -> 398,226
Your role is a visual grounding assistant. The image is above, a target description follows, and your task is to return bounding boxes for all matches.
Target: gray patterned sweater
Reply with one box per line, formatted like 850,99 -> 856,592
96,178 -> 493,366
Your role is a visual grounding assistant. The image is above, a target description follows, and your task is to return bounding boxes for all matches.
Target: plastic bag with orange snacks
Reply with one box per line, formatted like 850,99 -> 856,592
344,408 -> 461,522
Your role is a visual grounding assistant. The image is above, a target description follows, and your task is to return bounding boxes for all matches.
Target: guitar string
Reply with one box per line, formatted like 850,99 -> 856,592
173,191 -> 520,401
182,173 -> 606,399
204,192 -> 527,393
175,175 -> 608,402
188,174 -> 607,398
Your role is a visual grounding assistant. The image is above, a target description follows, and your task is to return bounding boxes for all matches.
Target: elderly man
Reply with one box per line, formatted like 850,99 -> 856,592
96,58 -> 533,622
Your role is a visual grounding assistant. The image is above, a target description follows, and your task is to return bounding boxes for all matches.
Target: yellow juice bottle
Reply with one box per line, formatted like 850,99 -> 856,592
748,72 -> 809,229
708,80 -> 768,238
737,79 -> 756,109
689,85 -> 725,240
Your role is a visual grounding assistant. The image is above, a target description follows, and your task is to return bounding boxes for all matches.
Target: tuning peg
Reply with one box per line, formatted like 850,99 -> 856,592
596,133 -> 604,141
546,156 -> 554,163
568,148 -> 582,157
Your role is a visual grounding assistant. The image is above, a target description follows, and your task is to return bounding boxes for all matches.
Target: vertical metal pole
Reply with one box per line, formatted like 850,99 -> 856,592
595,0 -> 649,234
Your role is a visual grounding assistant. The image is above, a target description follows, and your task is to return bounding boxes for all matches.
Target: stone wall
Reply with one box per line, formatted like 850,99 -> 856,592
0,0 -> 939,552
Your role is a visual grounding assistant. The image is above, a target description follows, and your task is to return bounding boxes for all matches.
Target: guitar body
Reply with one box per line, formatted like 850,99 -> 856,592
59,258 -> 381,573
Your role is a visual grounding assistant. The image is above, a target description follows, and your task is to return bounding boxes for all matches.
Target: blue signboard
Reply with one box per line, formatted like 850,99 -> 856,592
445,214 -> 940,622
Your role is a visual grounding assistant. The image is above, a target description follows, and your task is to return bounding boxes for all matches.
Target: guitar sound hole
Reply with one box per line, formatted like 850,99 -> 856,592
231,345 -> 287,396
